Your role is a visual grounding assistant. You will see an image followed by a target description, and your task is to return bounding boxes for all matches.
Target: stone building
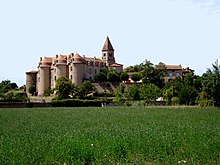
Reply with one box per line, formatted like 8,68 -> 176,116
26,36 -> 123,96
163,65 -> 194,82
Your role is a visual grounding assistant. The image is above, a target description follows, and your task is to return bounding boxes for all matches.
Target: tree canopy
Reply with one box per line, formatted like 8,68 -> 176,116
55,77 -> 75,100
202,60 -> 220,106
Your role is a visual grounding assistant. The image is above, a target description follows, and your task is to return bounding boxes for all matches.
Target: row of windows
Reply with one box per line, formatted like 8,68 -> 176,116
168,72 -> 181,77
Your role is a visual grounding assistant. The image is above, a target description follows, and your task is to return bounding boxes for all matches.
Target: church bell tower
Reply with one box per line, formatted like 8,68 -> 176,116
102,36 -> 115,67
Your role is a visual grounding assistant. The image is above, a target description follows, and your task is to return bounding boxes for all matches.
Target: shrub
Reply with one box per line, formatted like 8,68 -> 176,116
28,85 -> 36,96
198,99 -> 214,107
43,88 -> 54,97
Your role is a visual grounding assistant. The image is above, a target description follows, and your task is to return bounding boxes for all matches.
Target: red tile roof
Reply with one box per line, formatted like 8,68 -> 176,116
110,63 -> 123,67
165,65 -> 182,70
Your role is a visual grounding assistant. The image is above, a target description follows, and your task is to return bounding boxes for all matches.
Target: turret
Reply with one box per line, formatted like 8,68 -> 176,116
38,57 -> 52,96
26,70 -> 38,96
71,53 -> 86,85
55,55 -> 68,79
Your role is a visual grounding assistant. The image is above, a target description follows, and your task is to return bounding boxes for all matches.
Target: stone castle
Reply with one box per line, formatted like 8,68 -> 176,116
26,36 -> 123,96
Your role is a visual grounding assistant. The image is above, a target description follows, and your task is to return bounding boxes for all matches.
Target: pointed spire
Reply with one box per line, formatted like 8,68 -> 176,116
102,36 -> 114,51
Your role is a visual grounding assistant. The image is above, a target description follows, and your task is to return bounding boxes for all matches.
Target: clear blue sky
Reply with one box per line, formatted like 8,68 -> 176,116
0,0 -> 220,86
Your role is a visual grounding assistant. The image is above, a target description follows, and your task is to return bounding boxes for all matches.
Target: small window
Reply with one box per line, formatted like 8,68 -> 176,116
70,66 -> 72,71
176,72 -> 180,77
38,77 -> 40,82
70,75 -> 72,80
54,76 -> 56,81
169,72 -> 172,77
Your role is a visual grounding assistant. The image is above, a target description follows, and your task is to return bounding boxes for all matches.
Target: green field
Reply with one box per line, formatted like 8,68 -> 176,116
0,106 -> 220,164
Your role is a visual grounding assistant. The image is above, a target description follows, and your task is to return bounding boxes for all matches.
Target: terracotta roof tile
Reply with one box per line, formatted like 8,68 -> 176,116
85,57 -> 102,62
110,63 -> 123,67
165,65 -> 182,70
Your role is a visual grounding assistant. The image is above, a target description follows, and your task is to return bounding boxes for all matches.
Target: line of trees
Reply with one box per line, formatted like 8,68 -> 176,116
113,59 -> 220,107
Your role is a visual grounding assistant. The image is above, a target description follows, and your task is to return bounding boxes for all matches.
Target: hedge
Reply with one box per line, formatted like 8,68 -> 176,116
50,99 -> 103,107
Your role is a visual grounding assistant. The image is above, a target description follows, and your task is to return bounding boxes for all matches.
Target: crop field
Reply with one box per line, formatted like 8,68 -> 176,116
0,106 -> 220,164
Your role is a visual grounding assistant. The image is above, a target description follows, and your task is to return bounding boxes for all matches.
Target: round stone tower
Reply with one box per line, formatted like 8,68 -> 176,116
72,53 -> 86,85
26,70 -> 38,96
38,57 -> 51,96
55,55 -> 67,79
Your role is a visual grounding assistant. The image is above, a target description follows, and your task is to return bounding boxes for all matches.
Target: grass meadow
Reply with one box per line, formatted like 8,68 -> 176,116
0,106 -> 220,164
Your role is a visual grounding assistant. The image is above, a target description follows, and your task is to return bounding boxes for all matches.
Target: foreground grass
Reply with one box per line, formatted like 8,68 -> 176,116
0,106 -> 220,164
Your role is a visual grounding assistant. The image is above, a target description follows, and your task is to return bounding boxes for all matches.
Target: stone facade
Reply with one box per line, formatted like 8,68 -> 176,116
26,36 -> 123,96
163,65 -> 193,83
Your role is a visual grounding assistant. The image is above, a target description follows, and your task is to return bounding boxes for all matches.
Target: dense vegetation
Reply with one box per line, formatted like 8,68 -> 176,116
0,107 -> 220,164
114,59 -> 220,107
0,80 -> 27,102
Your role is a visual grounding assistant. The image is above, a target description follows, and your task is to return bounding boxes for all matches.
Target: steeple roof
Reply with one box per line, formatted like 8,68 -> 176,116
102,36 -> 114,51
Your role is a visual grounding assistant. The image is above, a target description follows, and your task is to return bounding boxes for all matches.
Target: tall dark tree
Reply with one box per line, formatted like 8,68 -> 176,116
130,73 -> 141,82
120,72 -> 129,82
202,60 -> 220,106
107,71 -> 120,82
95,72 -> 107,82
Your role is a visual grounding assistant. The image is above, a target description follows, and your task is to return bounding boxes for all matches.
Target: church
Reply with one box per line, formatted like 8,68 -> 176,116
26,37 -> 123,96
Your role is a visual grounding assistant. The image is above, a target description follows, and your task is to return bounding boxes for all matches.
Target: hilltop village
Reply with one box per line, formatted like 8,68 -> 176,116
26,37 -> 123,96
26,36 -> 192,96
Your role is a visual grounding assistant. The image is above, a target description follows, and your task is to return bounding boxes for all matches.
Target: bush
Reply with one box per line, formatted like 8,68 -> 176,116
198,99 -> 214,107
43,88 -> 54,97
28,85 -> 36,96
13,92 -> 28,102
172,97 -> 179,105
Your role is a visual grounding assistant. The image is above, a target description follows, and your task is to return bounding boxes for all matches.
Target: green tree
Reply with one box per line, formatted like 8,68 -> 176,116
55,77 -> 74,100
107,71 -> 120,82
78,80 -> 95,98
142,61 -> 166,88
139,83 -> 161,102
0,80 -> 18,94
28,85 -> 36,96
113,84 -> 126,103
124,85 -> 140,101
100,68 -> 109,75
163,86 -> 174,105
130,73 -> 141,82
43,88 -> 54,97
120,72 -> 129,82
95,72 -> 107,82
178,85 -> 198,105
202,60 -> 220,106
